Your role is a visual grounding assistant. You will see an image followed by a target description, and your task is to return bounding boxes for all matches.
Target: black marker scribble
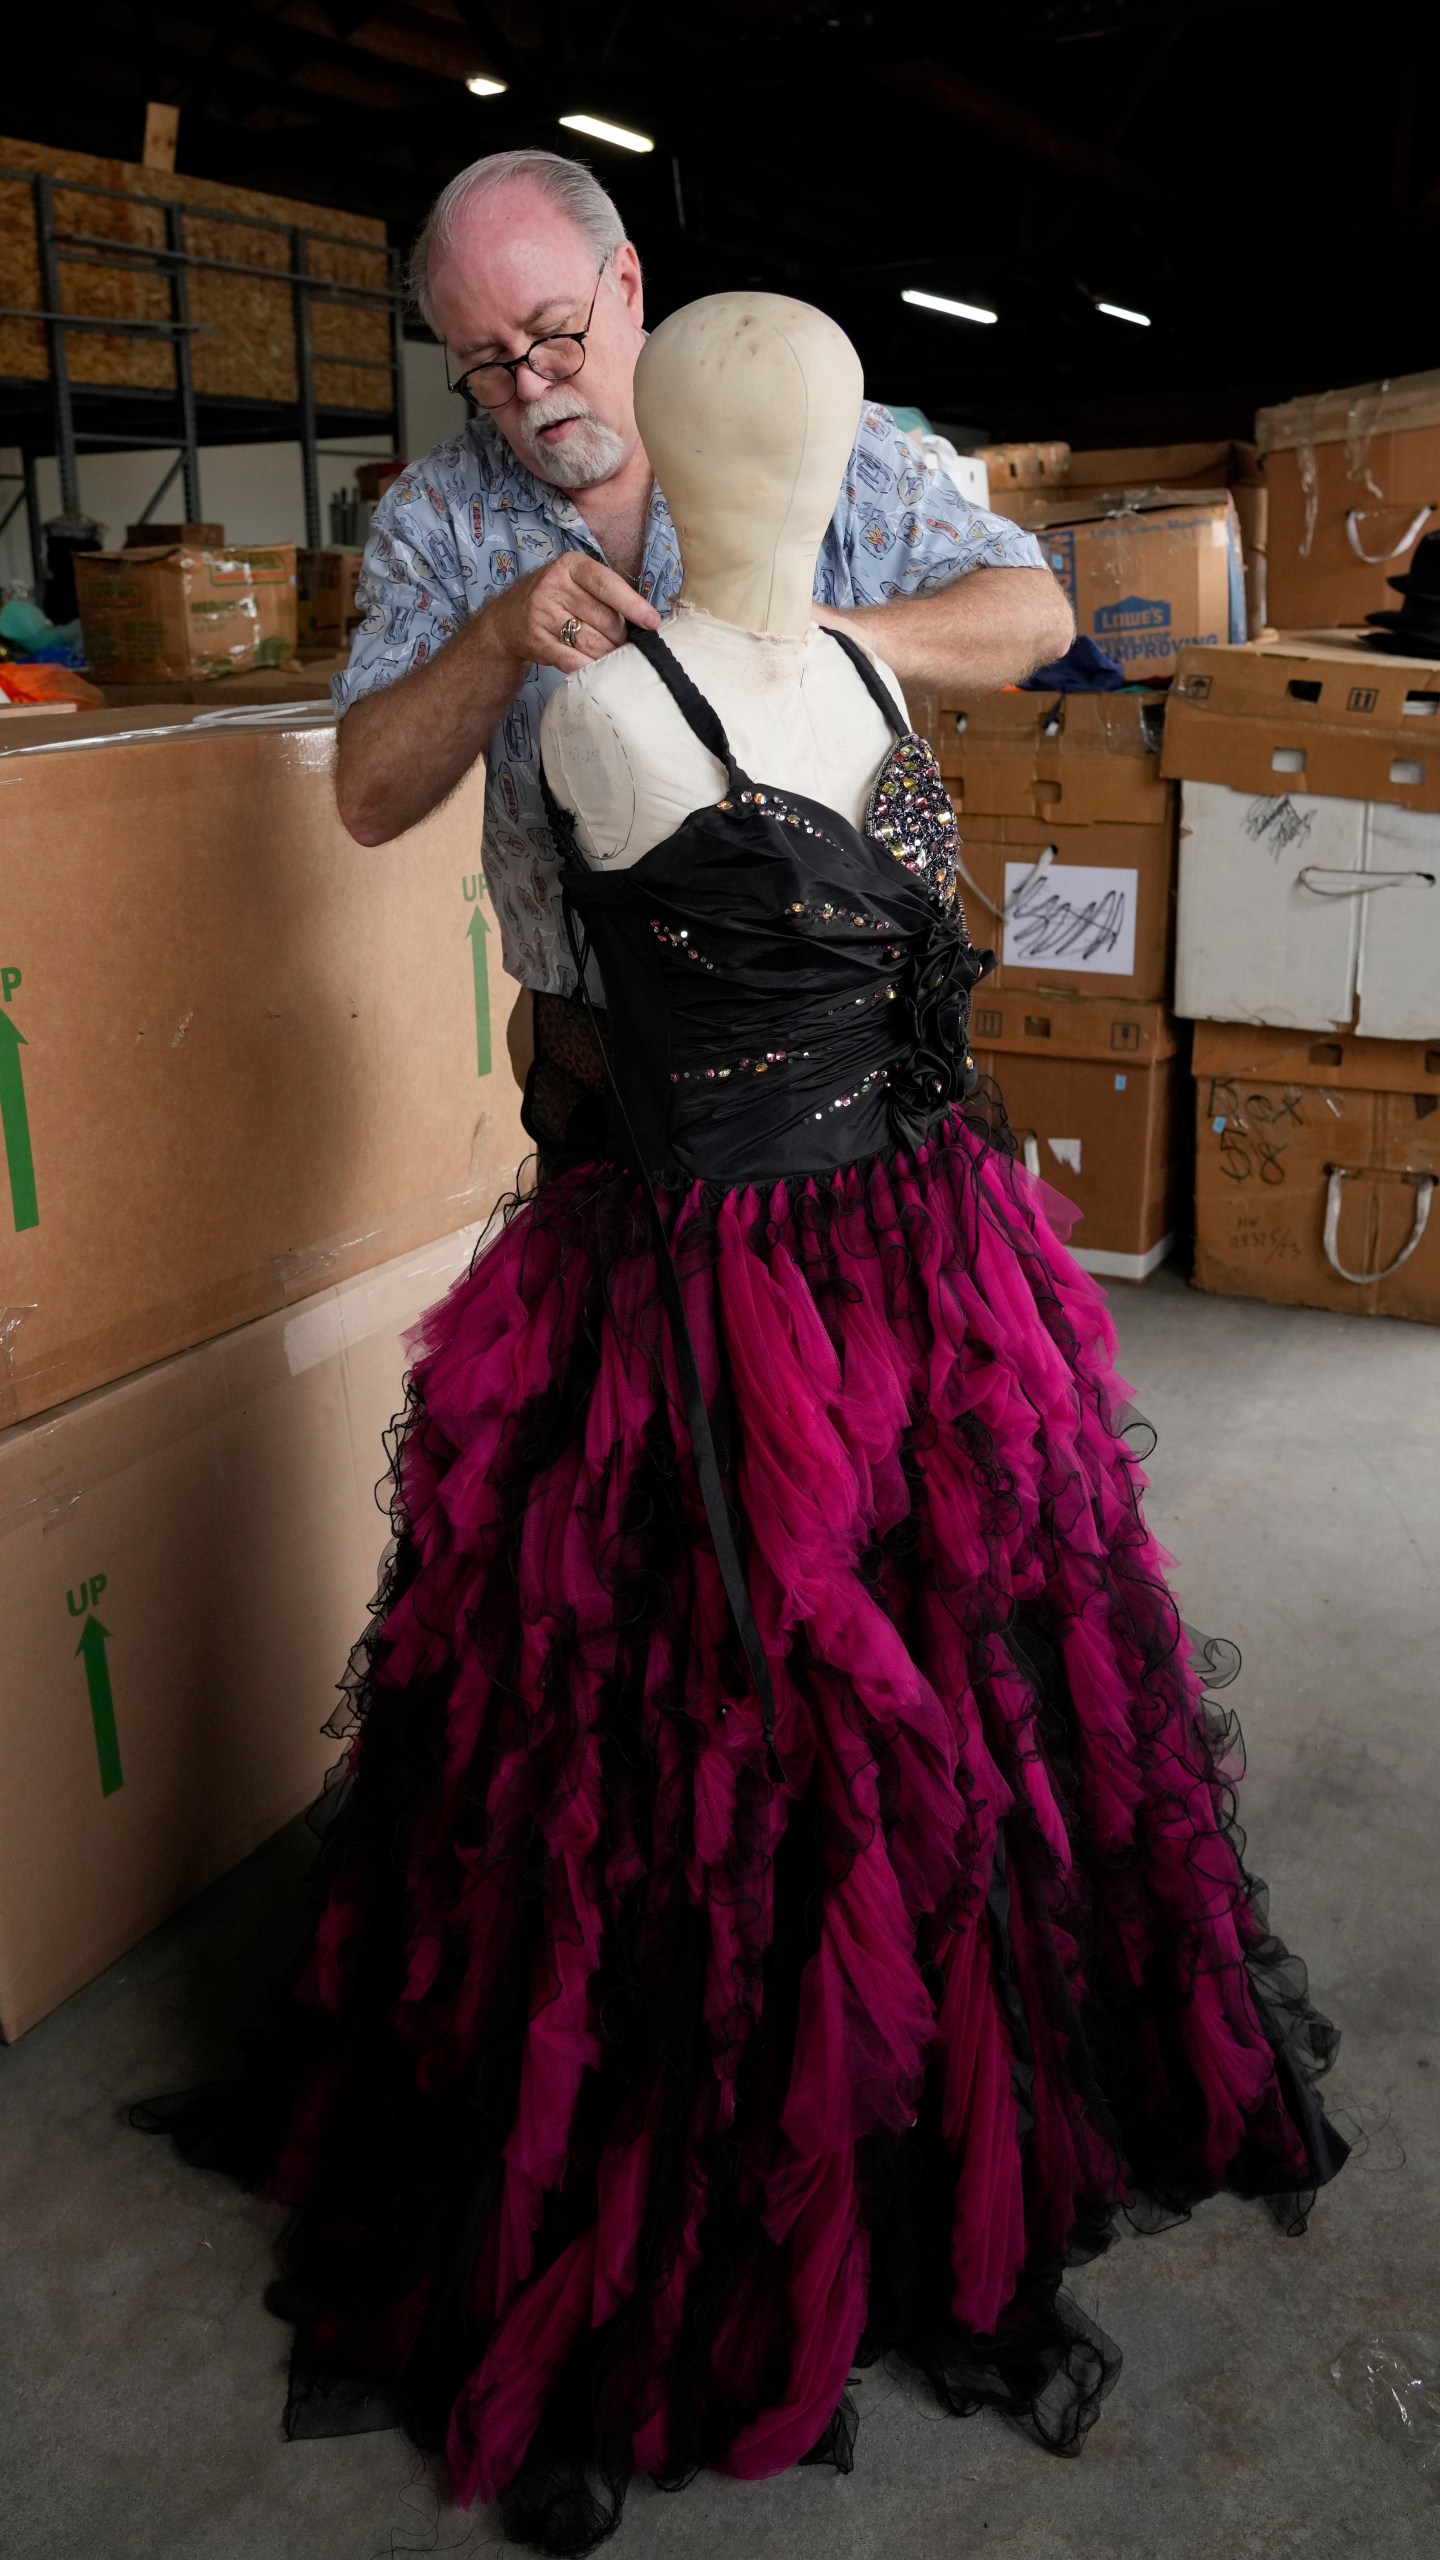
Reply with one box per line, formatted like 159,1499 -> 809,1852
1243,794 -> 1315,860
1007,873 -> 1129,963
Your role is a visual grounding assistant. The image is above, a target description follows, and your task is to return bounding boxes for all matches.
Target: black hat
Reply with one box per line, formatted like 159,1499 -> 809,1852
1364,525 -> 1440,656
1385,526 -> 1440,598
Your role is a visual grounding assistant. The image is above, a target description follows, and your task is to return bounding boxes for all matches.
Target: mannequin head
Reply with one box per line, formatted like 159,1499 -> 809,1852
634,293 -> 862,635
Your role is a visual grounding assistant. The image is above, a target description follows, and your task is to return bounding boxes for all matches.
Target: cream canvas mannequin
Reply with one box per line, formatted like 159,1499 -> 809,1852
539,293 -> 908,867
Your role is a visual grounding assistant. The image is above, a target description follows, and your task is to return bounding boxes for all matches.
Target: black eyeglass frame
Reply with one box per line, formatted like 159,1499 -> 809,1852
445,254 -> 613,410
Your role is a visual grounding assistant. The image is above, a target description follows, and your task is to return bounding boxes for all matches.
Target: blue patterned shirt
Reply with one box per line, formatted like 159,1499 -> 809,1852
335,402 -> 1044,993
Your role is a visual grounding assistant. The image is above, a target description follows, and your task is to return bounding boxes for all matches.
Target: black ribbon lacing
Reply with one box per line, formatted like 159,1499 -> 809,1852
560,890 -> 785,1786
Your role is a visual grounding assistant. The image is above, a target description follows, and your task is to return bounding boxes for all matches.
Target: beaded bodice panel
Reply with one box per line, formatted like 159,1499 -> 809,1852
551,627 -> 992,1187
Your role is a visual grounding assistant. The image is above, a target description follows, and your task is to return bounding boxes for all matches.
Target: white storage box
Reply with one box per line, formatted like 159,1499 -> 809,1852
1174,780 -> 1438,1036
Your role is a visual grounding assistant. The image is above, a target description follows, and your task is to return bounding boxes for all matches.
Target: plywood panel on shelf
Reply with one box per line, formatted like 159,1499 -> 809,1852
0,135 -> 392,411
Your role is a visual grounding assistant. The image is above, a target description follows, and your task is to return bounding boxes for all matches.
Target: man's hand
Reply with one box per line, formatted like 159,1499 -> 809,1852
336,558 -> 660,847
489,554 -> 660,677
813,566 -> 1075,698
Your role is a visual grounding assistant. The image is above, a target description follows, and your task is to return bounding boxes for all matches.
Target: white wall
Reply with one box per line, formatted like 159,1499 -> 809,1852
0,341 -> 467,591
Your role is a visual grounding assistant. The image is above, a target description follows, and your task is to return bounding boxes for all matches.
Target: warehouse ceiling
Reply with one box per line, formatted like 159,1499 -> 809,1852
9,0 -> 1434,444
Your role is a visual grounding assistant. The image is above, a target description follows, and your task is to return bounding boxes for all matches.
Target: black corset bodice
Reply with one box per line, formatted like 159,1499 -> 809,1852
547,624 -> 992,1188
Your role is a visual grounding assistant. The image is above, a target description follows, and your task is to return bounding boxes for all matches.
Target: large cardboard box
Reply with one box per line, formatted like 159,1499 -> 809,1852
298,547 -> 364,651
1192,1021 -> 1440,1323
926,689 -> 1175,1001
971,992 -> 1182,1281
1256,371 -> 1440,632
1163,641 -> 1440,1038
0,1222 -> 488,2040
0,712 -> 520,1423
75,543 -> 299,685
1019,492 -> 1246,680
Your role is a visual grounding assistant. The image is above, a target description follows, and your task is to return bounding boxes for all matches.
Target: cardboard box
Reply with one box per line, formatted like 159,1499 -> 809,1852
1022,492 -> 1245,680
1256,371 -> 1440,631
1192,1021 -> 1440,1323
123,521 -> 225,550
1064,443 -> 1268,633
973,440 -> 1070,496
972,993 -> 1182,1281
933,689 -> 1175,1002
0,713 -> 520,1423
298,547 -> 365,651
354,459 -> 404,503
0,1221 -> 489,2039
928,686 -> 1169,818
1165,636 -> 1440,810
1163,641 -> 1440,1038
956,818 -> 1174,1003
75,543 -> 299,685
1172,778 -> 1439,1039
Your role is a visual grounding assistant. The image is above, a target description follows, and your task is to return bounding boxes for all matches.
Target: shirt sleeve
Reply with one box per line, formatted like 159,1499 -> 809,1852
331,465 -> 474,715
819,404 -> 1046,609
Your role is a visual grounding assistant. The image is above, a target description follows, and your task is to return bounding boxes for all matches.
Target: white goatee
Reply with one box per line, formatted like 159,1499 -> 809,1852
510,388 -> 627,490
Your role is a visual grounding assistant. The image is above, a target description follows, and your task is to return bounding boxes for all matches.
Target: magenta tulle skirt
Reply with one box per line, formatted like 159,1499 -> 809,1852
141,1102 -> 1344,2551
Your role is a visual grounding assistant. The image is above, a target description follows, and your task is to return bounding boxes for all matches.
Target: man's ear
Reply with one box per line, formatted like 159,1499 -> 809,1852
613,241 -> 644,324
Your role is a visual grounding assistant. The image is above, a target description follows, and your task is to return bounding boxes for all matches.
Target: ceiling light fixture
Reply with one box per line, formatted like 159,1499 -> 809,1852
901,288 -> 997,327
559,112 -> 654,154
1097,301 -> 1150,327
466,75 -> 507,97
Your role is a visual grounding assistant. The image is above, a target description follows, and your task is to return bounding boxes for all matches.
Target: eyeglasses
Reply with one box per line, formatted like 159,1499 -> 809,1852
446,255 -> 611,410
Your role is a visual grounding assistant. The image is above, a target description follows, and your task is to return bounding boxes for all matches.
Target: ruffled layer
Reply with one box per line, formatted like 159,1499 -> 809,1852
138,1103 -> 1345,2554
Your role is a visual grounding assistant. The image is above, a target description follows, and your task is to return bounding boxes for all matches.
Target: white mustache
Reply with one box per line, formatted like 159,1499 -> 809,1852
518,390 -> 593,434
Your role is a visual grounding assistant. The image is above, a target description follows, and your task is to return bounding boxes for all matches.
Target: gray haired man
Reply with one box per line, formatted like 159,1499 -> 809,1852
333,149 -> 1072,1119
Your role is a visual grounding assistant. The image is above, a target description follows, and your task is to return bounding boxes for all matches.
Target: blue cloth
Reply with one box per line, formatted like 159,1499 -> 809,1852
335,404 -> 1046,993
1020,634 -> 1127,693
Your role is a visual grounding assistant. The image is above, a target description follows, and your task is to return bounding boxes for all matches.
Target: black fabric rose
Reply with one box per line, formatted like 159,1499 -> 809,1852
886,916 -> 993,1148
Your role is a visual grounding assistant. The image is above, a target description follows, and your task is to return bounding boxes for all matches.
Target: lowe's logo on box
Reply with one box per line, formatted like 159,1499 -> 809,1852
1095,595 -> 1171,635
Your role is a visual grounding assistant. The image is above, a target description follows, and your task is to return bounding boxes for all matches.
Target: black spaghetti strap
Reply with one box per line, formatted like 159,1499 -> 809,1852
825,624 -> 909,739
627,625 -> 746,786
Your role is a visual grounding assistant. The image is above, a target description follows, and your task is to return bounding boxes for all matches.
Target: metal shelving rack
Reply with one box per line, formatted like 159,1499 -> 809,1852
0,164 -> 408,578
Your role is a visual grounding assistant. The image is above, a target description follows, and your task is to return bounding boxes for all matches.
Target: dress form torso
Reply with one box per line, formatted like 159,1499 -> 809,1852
540,600 -> 908,866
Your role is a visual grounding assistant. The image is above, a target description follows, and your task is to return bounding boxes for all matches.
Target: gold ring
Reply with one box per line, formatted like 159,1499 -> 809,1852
559,617 -> 581,649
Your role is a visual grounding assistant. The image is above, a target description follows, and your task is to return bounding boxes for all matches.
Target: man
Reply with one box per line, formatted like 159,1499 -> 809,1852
335,146 -> 1073,1100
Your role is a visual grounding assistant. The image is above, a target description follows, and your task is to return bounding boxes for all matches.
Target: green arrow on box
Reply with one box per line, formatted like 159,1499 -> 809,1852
0,1010 -> 38,1231
74,1613 -> 123,1796
465,902 -> 492,1078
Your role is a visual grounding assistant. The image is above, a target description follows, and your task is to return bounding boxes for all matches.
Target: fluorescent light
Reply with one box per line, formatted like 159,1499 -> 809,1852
1097,301 -> 1150,327
559,112 -> 654,154
901,288 -> 997,327
465,75 -> 508,96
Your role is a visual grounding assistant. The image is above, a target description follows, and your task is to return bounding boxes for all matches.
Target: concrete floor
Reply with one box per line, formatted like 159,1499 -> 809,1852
3,1266 -> 1439,2560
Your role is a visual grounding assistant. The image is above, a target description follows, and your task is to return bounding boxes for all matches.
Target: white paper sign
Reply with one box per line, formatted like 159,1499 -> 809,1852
1002,860 -> 1138,976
